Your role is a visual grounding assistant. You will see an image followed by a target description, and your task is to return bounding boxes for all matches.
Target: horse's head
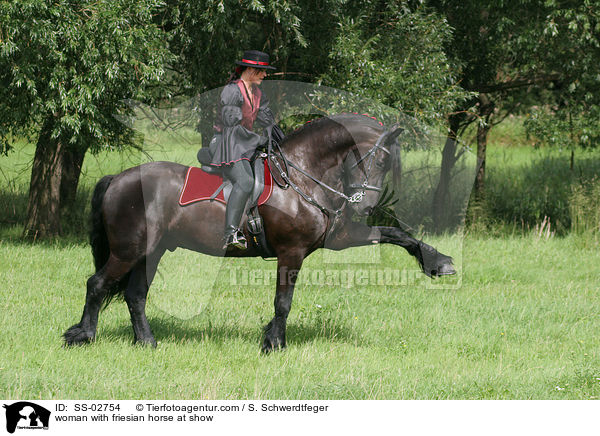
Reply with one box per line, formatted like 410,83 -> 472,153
276,114 -> 402,217
343,125 -> 403,216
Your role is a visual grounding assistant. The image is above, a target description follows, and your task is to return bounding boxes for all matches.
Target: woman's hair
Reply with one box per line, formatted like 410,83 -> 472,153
226,66 -> 245,84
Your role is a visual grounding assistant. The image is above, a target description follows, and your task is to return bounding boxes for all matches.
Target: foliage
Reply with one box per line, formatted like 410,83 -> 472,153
521,1 -> 600,151
524,106 -> 600,150
161,0 -> 310,93
469,142 -> 600,236
1,0 -> 600,237
0,0 -> 173,155
318,2 -> 471,125
569,177 -> 600,237
430,0 -> 600,138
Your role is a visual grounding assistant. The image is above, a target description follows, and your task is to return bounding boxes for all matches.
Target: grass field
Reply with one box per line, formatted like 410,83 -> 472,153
1,119 -> 599,399
0,234 -> 598,399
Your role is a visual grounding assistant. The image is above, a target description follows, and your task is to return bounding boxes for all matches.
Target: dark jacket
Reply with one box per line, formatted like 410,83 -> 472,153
209,80 -> 275,166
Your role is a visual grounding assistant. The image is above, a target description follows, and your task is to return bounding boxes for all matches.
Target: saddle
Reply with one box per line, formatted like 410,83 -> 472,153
179,153 -> 276,258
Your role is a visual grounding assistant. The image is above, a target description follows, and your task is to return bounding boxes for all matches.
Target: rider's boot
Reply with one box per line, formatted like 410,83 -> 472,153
223,181 -> 251,250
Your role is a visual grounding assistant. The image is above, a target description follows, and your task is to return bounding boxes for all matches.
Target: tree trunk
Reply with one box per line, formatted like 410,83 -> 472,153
432,114 -> 461,231
569,111 -> 575,171
473,94 -> 494,199
570,148 -> 575,171
474,121 -> 490,198
23,117 -> 66,239
60,147 -> 87,211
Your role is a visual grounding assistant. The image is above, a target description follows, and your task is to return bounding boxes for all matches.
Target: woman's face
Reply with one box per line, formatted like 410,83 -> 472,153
246,67 -> 268,86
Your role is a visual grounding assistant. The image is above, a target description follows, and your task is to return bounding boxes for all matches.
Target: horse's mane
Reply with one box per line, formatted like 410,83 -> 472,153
281,113 -> 384,153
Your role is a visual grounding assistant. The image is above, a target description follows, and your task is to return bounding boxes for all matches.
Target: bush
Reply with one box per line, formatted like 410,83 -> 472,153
476,148 -> 600,236
569,177 -> 600,236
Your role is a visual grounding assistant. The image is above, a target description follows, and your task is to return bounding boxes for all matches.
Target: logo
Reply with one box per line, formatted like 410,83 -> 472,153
3,402 -> 50,433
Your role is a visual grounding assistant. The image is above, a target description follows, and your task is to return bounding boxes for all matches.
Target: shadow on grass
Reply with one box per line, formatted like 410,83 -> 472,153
0,188 -> 91,246
481,150 -> 600,234
100,315 -> 358,348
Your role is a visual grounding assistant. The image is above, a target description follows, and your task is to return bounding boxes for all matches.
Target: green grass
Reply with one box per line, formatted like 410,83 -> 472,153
0,233 -> 598,399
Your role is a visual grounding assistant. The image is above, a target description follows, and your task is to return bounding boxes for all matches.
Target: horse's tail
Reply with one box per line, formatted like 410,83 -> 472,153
90,175 -> 113,272
89,175 -> 130,307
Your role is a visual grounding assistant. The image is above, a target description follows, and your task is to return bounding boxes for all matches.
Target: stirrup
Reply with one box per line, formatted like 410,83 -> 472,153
223,229 -> 247,250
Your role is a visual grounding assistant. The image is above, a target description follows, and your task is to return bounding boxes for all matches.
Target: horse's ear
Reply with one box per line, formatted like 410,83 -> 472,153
384,124 -> 404,147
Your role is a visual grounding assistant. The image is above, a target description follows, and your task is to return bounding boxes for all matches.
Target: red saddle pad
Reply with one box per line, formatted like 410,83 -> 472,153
179,159 -> 273,206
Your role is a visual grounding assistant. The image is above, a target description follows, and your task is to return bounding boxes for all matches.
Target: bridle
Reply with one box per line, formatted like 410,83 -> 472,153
267,125 -> 396,211
345,133 -> 392,203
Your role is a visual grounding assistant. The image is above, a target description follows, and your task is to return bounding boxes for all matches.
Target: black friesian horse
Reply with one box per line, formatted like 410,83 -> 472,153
64,113 -> 455,352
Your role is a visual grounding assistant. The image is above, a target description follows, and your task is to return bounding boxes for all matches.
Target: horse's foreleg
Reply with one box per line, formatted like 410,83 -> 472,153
262,250 -> 304,353
64,256 -> 135,345
377,226 -> 455,277
327,223 -> 455,277
124,249 -> 164,347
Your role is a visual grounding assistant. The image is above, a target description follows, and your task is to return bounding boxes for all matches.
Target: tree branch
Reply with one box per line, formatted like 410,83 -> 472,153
470,73 -> 562,93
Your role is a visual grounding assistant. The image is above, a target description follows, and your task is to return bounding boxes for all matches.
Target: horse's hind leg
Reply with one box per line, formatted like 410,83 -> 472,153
124,249 -> 164,347
64,256 -> 135,345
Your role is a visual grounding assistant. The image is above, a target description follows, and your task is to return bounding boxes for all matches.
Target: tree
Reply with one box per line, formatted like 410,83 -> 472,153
523,1 -> 600,169
317,1 -> 470,125
159,0 -> 311,92
155,0 -> 317,145
315,2 -> 474,231
428,0 -> 600,225
0,0 -> 173,238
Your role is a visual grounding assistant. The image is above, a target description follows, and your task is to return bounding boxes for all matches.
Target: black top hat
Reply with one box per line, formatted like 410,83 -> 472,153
235,50 -> 276,70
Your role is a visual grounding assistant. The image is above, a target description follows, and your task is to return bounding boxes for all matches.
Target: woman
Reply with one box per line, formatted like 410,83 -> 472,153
207,50 -> 276,250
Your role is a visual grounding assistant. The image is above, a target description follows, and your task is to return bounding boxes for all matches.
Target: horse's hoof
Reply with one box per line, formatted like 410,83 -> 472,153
134,337 -> 157,348
262,339 -> 286,354
261,332 -> 286,353
437,263 -> 456,276
63,324 -> 95,346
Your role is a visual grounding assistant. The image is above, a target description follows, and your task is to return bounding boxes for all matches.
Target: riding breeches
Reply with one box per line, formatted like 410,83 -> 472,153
223,159 -> 254,236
